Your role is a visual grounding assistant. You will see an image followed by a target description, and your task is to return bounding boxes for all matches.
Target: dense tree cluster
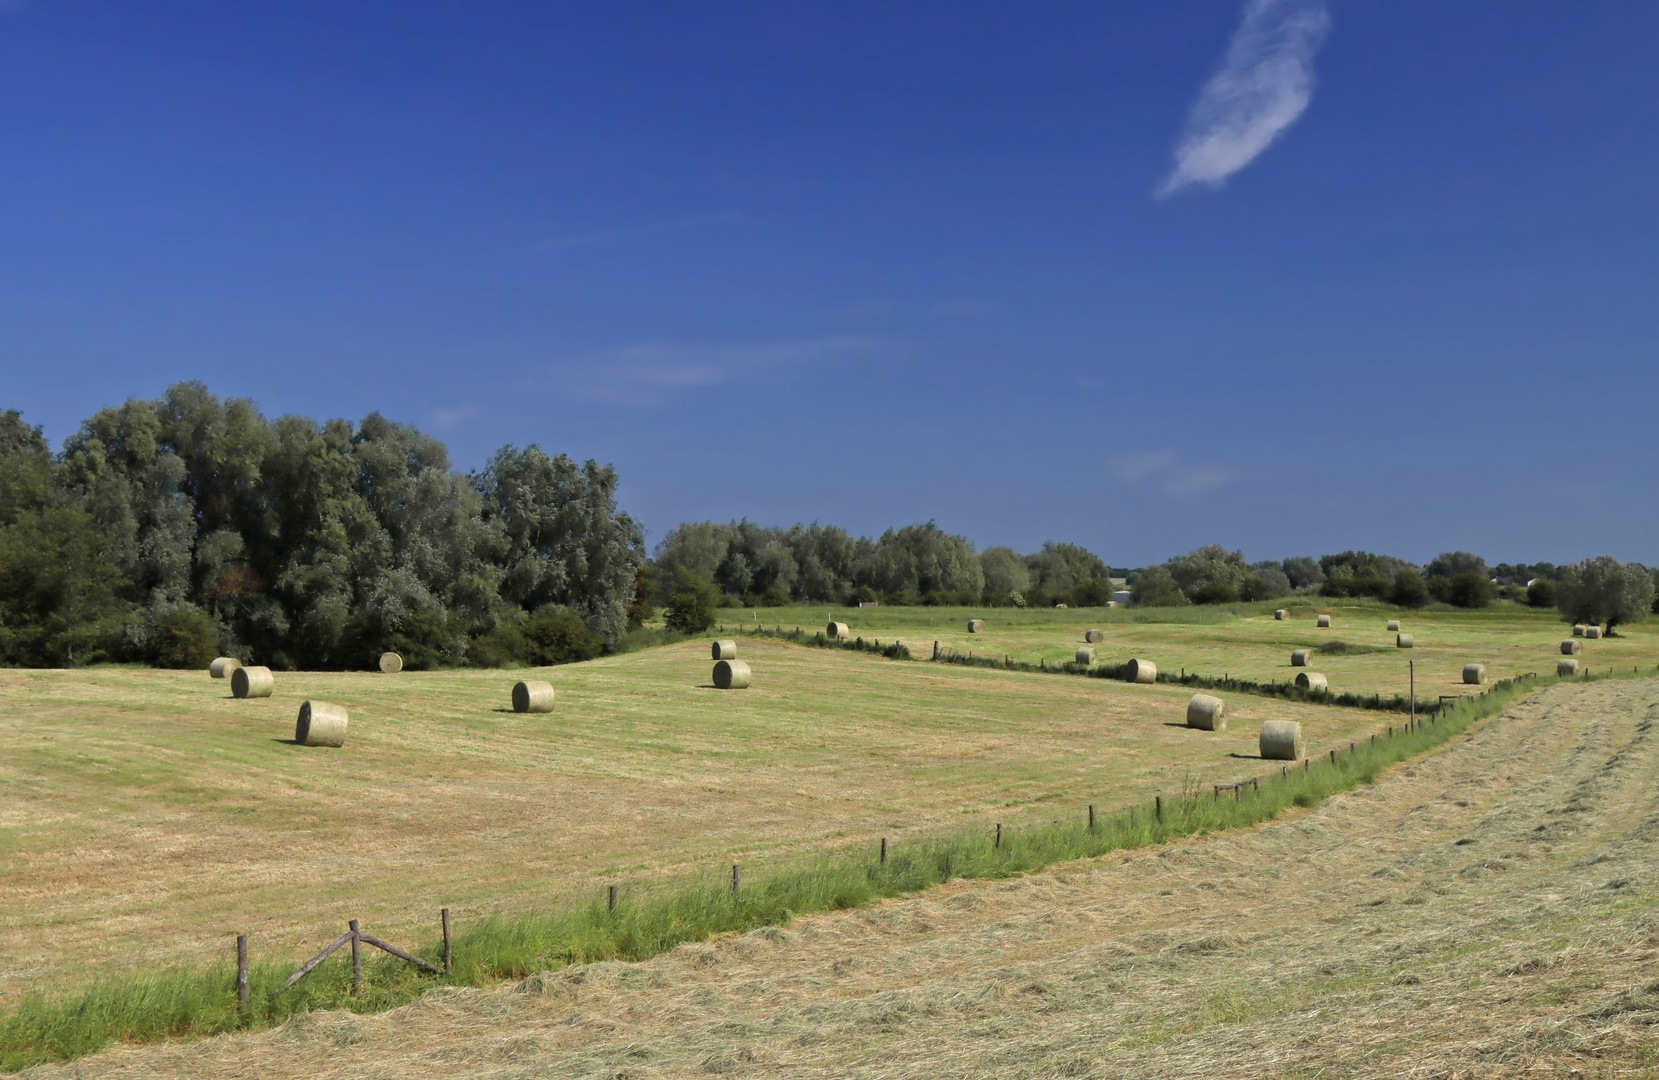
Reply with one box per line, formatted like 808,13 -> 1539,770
0,384 -> 645,669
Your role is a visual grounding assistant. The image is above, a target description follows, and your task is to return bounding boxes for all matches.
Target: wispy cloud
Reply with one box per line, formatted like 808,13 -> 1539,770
1110,450 -> 1236,498
430,404 -> 482,430
1158,0 -> 1330,197
549,336 -> 893,406
538,211 -> 746,252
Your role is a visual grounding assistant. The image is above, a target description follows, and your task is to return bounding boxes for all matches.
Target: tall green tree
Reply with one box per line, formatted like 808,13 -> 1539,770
1556,556 -> 1655,634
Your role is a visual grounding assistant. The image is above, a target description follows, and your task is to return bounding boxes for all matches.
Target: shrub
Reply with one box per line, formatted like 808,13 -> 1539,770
1390,570 -> 1430,608
663,570 -> 720,633
150,607 -> 219,669
1128,566 -> 1187,607
1447,570 -> 1496,609
521,605 -> 603,664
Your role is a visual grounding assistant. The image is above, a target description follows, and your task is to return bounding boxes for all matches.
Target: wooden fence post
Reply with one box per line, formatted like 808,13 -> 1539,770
608,884 -> 618,913
995,822 -> 1002,849
880,837 -> 887,864
1088,804 -> 1095,830
237,934 -> 249,1006
732,864 -> 741,894
1155,794 -> 1162,821
441,909 -> 452,974
349,919 -> 362,996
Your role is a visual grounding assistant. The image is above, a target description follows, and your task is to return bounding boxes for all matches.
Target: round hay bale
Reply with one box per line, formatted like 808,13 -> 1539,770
967,619 -> 986,633
1386,620 -> 1400,632
1561,640 -> 1583,655
1084,629 -> 1105,644
712,639 -> 737,661
231,666 -> 274,699
1259,719 -> 1304,760
1572,624 -> 1585,636
1075,646 -> 1096,665
295,700 -> 348,747
1186,694 -> 1226,731
1290,649 -> 1311,667
1558,658 -> 1580,676
1274,609 -> 1287,621
1125,658 -> 1157,684
379,652 -> 403,674
1295,671 -> 1327,691
1584,625 -> 1602,639
1396,633 -> 1414,648
1463,663 -> 1487,685
1316,614 -> 1332,628
827,620 -> 849,640
713,659 -> 752,690
512,680 -> 555,713
1054,603 -> 1067,609
209,656 -> 241,680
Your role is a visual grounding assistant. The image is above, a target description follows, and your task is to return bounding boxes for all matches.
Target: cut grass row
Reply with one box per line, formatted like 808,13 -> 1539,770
2,664 -> 1628,1073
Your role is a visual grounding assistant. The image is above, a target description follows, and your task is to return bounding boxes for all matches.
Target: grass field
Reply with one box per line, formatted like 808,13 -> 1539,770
0,638 -> 1397,1008
730,599 -> 1659,698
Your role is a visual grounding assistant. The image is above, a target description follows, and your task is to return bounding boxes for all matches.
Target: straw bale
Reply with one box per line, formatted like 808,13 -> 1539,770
1125,658 -> 1156,684
231,666 -> 274,699
1274,609 -> 1287,621
967,619 -> 986,633
826,621 -> 849,640
1084,629 -> 1105,644
512,680 -> 555,714
295,700 -> 348,748
208,657 -> 241,680
1186,694 -> 1226,731
1316,615 -> 1331,628
1290,649 -> 1311,667
713,659 -> 752,690
711,639 -> 737,661
1295,672 -> 1327,691
379,652 -> 403,674
1463,664 -> 1487,685
1561,640 -> 1582,655
1572,624 -> 1585,636
1558,658 -> 1580,676
1075,647 -> 1096,665
1396,633 -> 1414,648
1585,625 -> 1602,639
1259,719 -> 1304,760
1386,620 -> 1400,632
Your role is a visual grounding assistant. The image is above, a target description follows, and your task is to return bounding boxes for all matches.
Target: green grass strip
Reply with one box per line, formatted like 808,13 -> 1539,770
0,667 -> 1638,1071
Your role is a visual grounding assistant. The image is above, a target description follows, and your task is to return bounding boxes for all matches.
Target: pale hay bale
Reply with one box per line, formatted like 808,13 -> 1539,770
827,621 -> 849,640
1054,603 -> 1067,609
512,680 -> 555,713
1290,649 -> 1311,667
1186,694 -> 1226,731
1274,609 -> 1287,621
209,657 -> 241,680
712,639 -> 737,661
231,666 -> 274,699
1561,640 -> 1583,655
1584,625 -> 1602,639
1316,615 -> 1331,628
295,700 -> 348,747
379,652 -> 403,674
1386,620 -> 1400,632
1396,633 -> 1414,648
1084,629 -> 1105,644
1572,624 -> 1585,636
1463,663 -> 1487,685
1295,671 -> 1327,691
713,659 -> 751,690
1076,647 -> 1096,665
1125,658 -> 1157,684
967,619 -> 986,633
1259,719 -> 1304,760
1558,658 -> 1580,676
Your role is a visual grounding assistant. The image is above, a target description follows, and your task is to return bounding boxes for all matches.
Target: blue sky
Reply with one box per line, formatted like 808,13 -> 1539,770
2,1 -> 1655,567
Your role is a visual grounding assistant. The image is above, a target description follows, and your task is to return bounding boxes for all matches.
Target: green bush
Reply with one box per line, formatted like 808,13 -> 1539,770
149,607 -> 219,669
1389,569 -> 1429,608
663,570 -> 720,633
520,605 -> 603,664
1447,570 -> 1496,609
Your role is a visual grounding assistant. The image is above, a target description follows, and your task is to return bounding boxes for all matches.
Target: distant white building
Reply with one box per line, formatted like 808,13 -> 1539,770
1112,590 -> 1132,606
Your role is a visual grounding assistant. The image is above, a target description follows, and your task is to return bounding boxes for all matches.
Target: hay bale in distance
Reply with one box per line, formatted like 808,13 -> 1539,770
1584,625 -> 1602,639
1054,603 -> 1068,609
1075,646 -> 1096,665
1396,633 -> 1414,648
231,666 -> 274,699
1274,609 -> 1287,621
1561,640 -> 1583,655
827,621 -> 849,640
379,652 -> 403,674
712,639 -> 737,661
713,659 -> 752,690
1316,614 -> 1332,628
209,656 -> 241,680
1186,694 -> 1226,731
512,680 -> 555,713
1259,719 -> 1304,761
1295,671 -> 1327,691
1386,620 -> 1400,632
295,700 -> 348,747
1558,658 -> 1580,676
1572,624 -> 1585,636
1084,629 -> 1105,644
1463,663 -> 1487,685
1125,658 -> 1157,684
1290,649 -> 1311,667
967,619 -> 986,633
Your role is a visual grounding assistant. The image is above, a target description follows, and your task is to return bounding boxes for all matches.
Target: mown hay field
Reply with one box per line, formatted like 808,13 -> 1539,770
736,600 -> 1659,698
0,640 -> 1389,1006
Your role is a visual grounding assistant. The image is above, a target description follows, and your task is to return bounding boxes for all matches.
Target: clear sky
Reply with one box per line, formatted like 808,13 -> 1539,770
3,1 -> 1655,567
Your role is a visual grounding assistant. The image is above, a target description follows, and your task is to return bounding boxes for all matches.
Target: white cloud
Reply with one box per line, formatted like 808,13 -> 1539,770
1158,0 -> 1330,197
430,404 -> 482,430
550,336 -> 892,406
1110,450 -> 1236,498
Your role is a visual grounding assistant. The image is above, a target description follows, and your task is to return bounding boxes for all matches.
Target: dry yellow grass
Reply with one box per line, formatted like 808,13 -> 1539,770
0,641 -> 1384,1006
31,678 -> 1659,1078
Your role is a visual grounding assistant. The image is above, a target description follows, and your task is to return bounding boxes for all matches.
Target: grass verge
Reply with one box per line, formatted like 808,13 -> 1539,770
0,667 -> 1631,1071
